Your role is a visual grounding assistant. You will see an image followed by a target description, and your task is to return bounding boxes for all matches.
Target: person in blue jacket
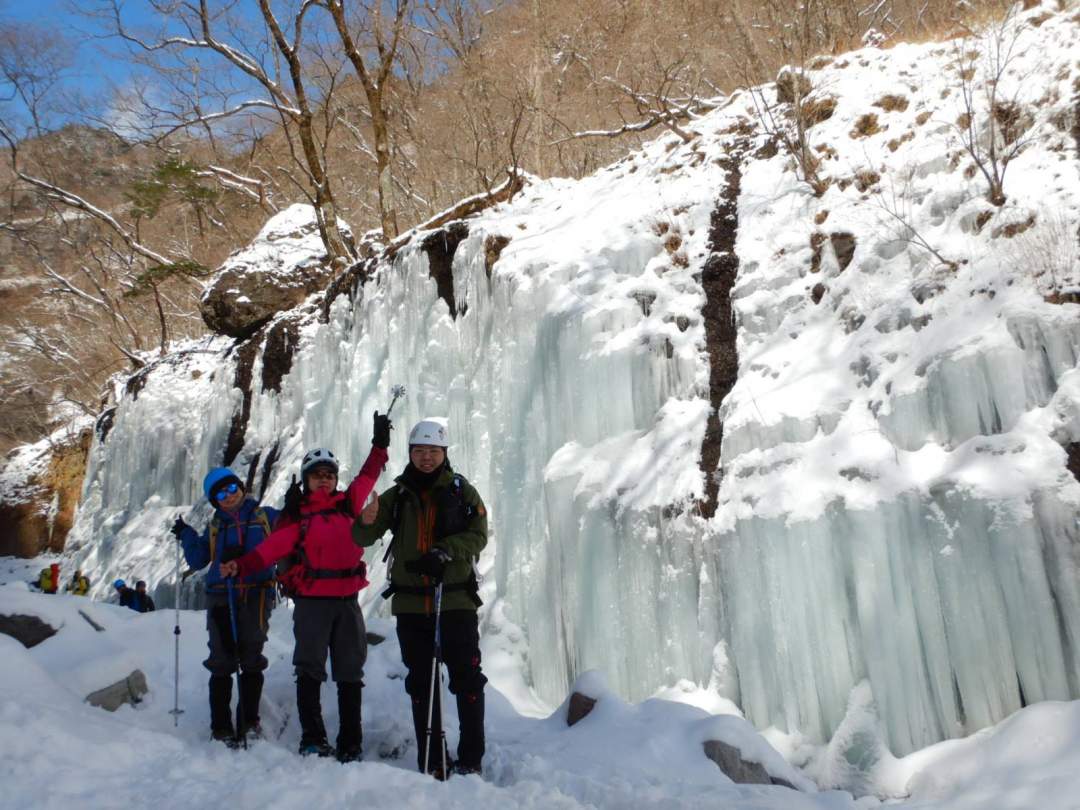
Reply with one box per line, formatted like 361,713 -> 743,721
172,468 -> 278,745
132,580 -> 156,613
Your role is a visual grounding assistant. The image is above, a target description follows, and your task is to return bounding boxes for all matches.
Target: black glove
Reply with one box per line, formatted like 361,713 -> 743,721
373,411 -> 392,449
405,548 -> 452,582
170,515 -> 189,539
283,475 -> 302,519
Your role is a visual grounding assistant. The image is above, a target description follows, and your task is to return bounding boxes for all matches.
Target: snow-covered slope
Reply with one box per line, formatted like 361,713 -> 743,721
61,0 -> 1080,772
2,582 -> 1078,809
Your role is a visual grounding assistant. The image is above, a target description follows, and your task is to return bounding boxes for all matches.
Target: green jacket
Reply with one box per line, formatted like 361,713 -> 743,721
353,466 -> 487,615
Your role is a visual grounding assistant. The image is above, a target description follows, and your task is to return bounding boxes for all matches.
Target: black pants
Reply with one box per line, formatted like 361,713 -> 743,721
204,590 -> 272,675
396,610 -> 487,771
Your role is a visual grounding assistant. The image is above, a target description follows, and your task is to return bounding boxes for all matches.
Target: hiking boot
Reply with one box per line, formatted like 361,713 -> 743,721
241,721 -> 264,741
456,691 -> 485,773
212,728 -> 240,749
239,671 -> 264,735
335,745 -> 363,764
299,739 -> 335,758
209,675 -> 234,738
296,675 -> 329,750
428,760 -> 453,781
335,681 -> 363,762
452,761 -> 482,777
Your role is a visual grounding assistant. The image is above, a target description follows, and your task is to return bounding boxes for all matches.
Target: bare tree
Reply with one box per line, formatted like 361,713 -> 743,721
324,0 -> 411,239
98,0 -> 358,264
950,6 -> 1029,207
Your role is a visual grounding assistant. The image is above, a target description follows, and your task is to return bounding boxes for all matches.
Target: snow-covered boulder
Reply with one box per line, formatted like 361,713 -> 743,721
199,204 -> 355,338
0,588 -> 151,709
85,669 -> 148,711
565,670 -> 605,726
0,612 -> 57,647
703,739 -> 794,788
561,671 -> 807,789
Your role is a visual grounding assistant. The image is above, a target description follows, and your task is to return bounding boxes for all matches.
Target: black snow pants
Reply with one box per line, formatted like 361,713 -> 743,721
396,610 -> 487,772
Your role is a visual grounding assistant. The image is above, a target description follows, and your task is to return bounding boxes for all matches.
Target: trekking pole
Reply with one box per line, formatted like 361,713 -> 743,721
422,581 -> 448,777
170,535 -> 184,727
225,577 -> 247,749
386,384 -> 406,417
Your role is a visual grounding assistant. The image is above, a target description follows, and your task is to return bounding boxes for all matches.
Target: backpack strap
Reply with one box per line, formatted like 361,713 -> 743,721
208,514 -> 221,563
253,507 -> 272,538
211,507 -> 271,565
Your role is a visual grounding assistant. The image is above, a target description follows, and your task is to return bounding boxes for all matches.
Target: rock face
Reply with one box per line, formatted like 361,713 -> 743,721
85,669 -> 148,711
0,427 -> 92,558
200,204 -> 354,339
703,739 -> 796,789
566,692 -> 598,726
0,613 -> 57,648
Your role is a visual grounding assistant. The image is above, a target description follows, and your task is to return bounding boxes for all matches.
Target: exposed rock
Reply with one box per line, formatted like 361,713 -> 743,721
85,669 -> 148,712
484,235 -> 512,280
566,692 -> 597,726
321,230 -> 384,320
697,139 -> 749,519
703,740 -> 797,789
322,254 -> 378,322
200,204 -> 352,339
831,232 -> 857,272
422,221 -> 471,318
1065,442 -> 1080,484
386,172 -> 527,257
0,613 -> 57,648
261,315 -> 301,394
223,336 -> 262,467
366,631 -> 386,646
776,68 -> 812,104
0,428 -> 92,558
803,95 -> 838,127
78,609 -> 105,632
95,407 -> 116,442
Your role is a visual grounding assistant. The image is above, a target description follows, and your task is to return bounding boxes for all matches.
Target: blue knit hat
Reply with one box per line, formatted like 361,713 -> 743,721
203,467 -> 242,502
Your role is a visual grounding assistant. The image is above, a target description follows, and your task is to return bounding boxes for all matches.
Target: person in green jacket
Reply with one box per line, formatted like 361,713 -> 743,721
353,418 -> 488,778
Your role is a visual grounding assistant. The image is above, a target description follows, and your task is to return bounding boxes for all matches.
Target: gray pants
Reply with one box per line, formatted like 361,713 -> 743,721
204,589 -> 273,676
292,596 -> 367,683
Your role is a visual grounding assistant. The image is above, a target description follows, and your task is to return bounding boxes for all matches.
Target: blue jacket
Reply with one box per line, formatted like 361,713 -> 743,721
180,498 -> 279,592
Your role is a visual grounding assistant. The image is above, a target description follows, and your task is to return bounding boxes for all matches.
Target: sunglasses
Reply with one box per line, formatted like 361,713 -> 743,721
214,482 -> 240,502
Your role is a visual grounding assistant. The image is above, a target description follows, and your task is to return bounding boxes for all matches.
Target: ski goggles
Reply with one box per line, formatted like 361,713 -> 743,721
213,482 -> 240,501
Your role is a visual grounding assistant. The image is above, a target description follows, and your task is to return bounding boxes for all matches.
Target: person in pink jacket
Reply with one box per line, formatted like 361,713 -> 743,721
221,411 -> 391,761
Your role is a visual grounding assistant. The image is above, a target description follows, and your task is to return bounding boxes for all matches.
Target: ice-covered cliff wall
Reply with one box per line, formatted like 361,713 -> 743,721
65,3 -> 1080,757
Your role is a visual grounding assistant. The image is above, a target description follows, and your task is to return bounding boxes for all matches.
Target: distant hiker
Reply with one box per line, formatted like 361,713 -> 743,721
65,570 -> 90,596
37,563 -> 60,594
220,411 -> 391,762
173,468 -> 279,745
114,578 -> 136,608
132,580 -> 156,613
353,418 -> 488,779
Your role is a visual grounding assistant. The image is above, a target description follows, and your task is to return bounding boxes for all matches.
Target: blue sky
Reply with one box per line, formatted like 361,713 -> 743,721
1,0 -> 159,125
1,0 -> 269,136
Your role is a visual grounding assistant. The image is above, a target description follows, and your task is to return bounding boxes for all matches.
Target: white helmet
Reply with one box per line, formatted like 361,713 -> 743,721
301,447 -> 339,476
408,418 -> 449,447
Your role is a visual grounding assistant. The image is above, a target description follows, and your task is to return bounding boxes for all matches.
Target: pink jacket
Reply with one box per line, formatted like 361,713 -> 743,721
234,446 -> 387,597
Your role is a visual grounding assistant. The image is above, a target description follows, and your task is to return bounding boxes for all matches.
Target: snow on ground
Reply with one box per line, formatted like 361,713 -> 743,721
3,570 -> 1080,809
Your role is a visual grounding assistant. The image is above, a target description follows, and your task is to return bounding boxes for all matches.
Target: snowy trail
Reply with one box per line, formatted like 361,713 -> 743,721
4,576 -> 1080,809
